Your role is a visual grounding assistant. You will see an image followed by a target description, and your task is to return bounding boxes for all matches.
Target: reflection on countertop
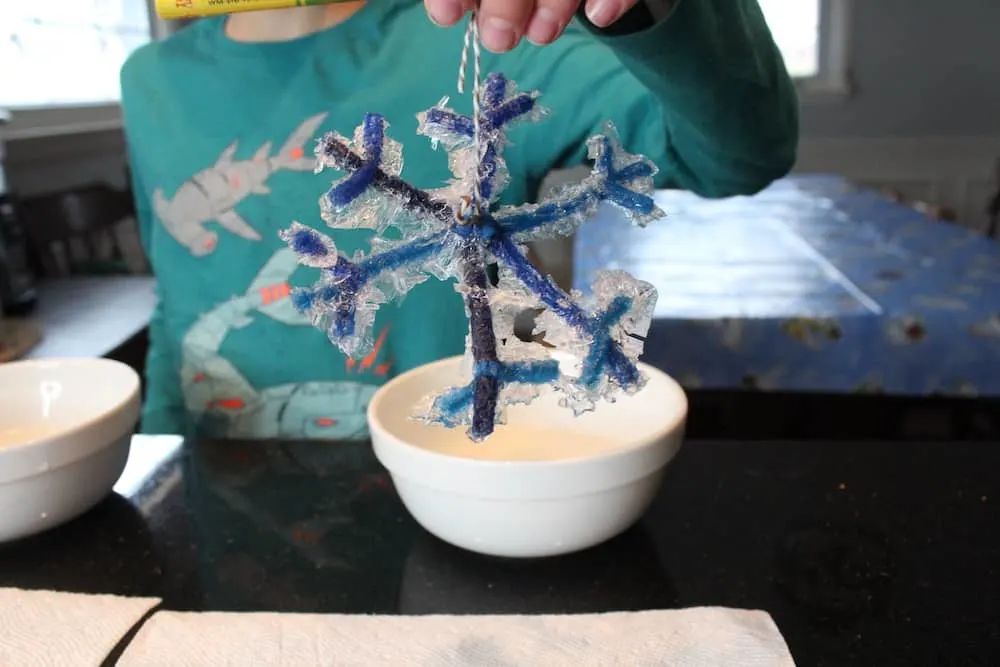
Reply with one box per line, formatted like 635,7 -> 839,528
0,435 -> 998,666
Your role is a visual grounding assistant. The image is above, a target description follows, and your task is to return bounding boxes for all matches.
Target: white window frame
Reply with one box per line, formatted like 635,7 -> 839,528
1,103 -> 126,141
795,0 -> 853,102
0,0 -> 167,142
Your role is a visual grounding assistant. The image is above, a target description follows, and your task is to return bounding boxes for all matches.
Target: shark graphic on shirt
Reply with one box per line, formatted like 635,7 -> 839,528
153,113 -> 327,256
180,246 -> 392,440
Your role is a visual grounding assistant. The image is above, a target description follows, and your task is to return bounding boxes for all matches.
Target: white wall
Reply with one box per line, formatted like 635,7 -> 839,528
792,0 -> 1000,231
796,137 -> 1000,232
804,0 -> 1000,138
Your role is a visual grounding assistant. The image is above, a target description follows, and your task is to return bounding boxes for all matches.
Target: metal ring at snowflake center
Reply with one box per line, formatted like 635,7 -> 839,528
456,195 -> 479,225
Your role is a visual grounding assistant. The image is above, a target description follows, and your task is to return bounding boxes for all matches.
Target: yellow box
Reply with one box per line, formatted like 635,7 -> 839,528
155,0 -> 352,20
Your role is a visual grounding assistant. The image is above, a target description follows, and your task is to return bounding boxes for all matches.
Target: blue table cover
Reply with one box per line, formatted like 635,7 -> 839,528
573,175 -> 1000,396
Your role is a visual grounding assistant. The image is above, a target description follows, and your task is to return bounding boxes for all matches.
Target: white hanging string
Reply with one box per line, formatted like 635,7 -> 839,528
456,8 -> 484,216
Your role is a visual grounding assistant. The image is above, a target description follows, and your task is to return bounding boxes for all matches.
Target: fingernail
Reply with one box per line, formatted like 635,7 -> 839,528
428,0 -> 464,26
586,0 -> 623,27
526,7 -> 562,45
480,16 -> 517,52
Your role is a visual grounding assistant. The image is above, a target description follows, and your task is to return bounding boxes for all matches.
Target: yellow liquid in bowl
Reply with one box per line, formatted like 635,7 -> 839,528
417,427 -> 624,462
0,424 -> 61,448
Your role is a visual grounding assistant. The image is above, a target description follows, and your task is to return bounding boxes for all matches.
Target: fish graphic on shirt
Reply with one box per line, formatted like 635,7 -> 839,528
154,113 -> 327,256
181,247 -> 392,440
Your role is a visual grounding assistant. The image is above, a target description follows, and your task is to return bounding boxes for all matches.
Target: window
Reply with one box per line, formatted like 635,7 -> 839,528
0,1 -> 152,139
1,0 -> 845,141
758,0 -> 820,78
758,0 -> 852,99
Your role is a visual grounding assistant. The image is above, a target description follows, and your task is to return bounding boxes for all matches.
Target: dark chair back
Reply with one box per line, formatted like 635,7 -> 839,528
17,179 -> 147,278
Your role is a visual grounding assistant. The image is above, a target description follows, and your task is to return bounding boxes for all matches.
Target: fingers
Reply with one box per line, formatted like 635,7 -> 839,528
424,0 -> 470,27
584,0 -> 639,28
476,0 -> 536,53
525,0 -> 579,46
424,0 -> 639,51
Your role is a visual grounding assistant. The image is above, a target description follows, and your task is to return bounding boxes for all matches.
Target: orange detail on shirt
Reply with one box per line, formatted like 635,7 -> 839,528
358,328 -> 389,373
209,398 -> 245,410
314,417 -> 338,427
259,282 -> 290,305
193,372 -> 206,383
343,327 -> 393,377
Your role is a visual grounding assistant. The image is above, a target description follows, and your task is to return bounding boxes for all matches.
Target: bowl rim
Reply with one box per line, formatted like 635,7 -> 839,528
367,355 -> 687,472
0,358 -> 141,483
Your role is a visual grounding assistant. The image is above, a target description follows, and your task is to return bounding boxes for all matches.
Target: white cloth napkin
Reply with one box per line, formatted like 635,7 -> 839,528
0,588 -> 160,667
118,607 -> 795,666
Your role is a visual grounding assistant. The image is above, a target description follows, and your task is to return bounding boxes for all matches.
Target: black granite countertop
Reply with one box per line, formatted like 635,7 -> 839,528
1,435 -> 998,666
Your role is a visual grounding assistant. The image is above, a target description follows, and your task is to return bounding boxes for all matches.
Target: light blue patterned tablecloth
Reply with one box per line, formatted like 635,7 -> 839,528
573,175 -> 1000,396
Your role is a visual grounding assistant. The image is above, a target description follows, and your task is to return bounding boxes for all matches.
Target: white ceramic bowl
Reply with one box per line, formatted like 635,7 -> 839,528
369,356 -> 687,558
0,358 -> 141,543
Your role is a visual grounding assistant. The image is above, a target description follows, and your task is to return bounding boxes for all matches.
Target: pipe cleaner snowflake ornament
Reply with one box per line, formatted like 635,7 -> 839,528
281,70 -> 664,442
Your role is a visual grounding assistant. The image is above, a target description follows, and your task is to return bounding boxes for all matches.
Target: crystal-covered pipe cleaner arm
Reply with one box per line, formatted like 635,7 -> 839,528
281,222 -> 451,356
425,234 -> 561,441
495,123 -> 665,243
317,114 -> 454,226
427,358 -> 561,429
418,73 -> 543,204
489,234 -> 642,391
453,236 -> 502,441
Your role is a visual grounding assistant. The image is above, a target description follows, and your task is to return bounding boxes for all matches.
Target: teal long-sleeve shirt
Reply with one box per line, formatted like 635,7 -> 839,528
120,0 -> 797,440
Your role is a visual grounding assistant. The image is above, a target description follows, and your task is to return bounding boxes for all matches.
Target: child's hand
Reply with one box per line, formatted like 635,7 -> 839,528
424,0 -> 639,52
